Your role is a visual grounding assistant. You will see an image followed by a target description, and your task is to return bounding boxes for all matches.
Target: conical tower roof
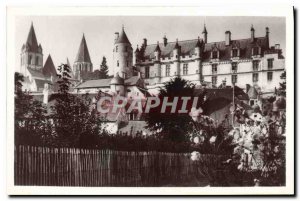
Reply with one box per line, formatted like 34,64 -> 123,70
75,34 -> 92,63
115,26 -> 131,44
26,22 -> 39,52
43,54 -> 57,77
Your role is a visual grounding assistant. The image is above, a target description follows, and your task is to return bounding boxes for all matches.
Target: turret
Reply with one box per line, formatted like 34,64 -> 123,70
202,24 -> 208,43
173,39 -> 180,76
113,26 -> 133,79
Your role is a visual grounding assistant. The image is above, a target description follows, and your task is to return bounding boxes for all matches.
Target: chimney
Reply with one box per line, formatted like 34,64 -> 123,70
251,25 -> 255,43
143,38 -> 147,47
163,35 -> 168,46
275,44 -> 280,49
114,32 -> 119,42
266,27 -> 269,38
225,31 -> 231,46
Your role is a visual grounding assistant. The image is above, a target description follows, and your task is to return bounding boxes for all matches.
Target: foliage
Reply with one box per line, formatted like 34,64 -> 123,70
99,56 -> 109,78
14,72 -> 49,146
145,77 -> 202,142
278,71 -> 286,97
50,64 -> 102,147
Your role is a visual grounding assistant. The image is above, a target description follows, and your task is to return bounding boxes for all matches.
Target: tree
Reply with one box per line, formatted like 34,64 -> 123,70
99,56 -> 109,79
14,72 -> 48,146
145,77 -> 200,142
51,64 -> 101,147
278,71 -> 286,97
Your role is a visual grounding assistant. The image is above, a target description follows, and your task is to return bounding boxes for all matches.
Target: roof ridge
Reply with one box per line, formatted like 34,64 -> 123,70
145,36 -> 267,47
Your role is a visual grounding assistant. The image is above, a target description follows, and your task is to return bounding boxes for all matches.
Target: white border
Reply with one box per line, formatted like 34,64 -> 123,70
6,6 -> 294,195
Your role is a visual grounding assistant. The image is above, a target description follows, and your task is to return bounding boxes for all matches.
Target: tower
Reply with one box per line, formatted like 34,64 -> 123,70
73,34 -> 93,80
113,26 -> 133,79
20,22 -> 43,76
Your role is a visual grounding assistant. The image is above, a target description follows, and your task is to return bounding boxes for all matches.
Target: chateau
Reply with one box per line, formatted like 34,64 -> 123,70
18,23 -> 285,133
134,25 -> 284,96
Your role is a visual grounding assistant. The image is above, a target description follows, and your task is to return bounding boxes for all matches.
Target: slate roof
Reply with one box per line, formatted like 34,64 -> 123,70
27,68 -> 46,79
115,28 -> 131,44
42,55 -> 57,77
75,78 -> 112,89
75,34 -> 92,63
125,76 -> 141,86
25,23 -> 39,52
141,36 -> 269,61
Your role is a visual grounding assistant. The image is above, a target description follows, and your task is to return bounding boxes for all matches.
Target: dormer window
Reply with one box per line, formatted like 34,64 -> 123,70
212,51 -> 218,59
232,48 -> 239,57
252,46 -> 260,56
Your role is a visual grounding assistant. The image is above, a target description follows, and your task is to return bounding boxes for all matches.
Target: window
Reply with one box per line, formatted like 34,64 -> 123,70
212,76 -> 217,86
116,46 -> 118,52
35,57 -> 39,65
212,51 -> 218,59
253,60 -> 259,71
253,47 -> 259,56
28,55 -> 32,64
125,46 -> 128,52
127,60 -> 129,67
166,65 -> 170,76
232,62 -> 237,72
145,66 -> 150,78
212,64 -> 218,74
183,63 -> 188,75
267,59 -> 273,69
232,74 -> 237,84
250,100 -> 255,106
253,73 -> 259,82
232,49 -> 238,57
267,72 -> 273,81
117,60 -> 119,67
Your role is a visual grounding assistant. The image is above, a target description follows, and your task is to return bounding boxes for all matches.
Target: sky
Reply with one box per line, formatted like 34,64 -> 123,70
15,16 -> 286,75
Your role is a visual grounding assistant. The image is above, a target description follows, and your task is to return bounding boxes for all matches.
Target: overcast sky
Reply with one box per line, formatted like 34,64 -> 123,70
15,16 -> 285,75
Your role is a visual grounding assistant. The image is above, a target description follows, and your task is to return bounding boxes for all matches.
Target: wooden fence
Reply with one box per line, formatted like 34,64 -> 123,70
14,145 -> 229,187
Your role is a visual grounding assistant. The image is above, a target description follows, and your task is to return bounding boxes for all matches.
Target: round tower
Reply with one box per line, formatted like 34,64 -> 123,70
113,26 -> 133,79
110,73 -> 125,96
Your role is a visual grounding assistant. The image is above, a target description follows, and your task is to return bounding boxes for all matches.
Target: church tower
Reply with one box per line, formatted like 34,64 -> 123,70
113,26 -> 133,79
73,34 -> 93,80
20,22 -> 43,76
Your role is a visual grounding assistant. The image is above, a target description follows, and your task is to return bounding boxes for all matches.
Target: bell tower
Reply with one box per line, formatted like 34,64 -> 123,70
73,34 -> 93,80
113,26 -> 133,79
20,22 -> 43,76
